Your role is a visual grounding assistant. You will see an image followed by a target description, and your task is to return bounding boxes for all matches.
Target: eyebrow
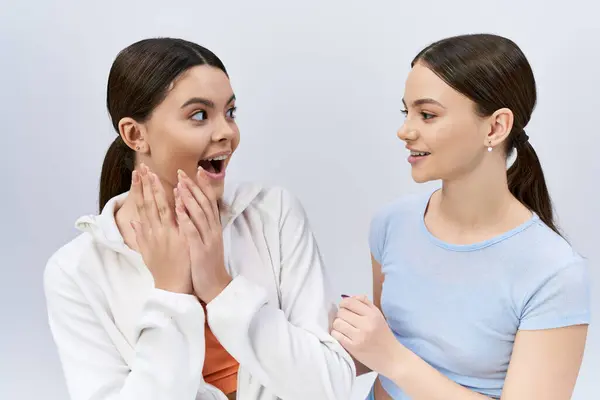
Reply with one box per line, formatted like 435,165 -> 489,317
401,97 -> 445,109
181,94 -> 236,109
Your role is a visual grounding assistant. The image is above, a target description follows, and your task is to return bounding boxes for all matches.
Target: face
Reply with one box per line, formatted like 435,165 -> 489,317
397,62 -> 490,183
139,65 -> 239,198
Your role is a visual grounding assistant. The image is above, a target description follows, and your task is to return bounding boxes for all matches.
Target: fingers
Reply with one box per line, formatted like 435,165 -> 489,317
196,168 -> 219,221
151,169 -> 175,227
130,220 -> 148,254
179,168 -> 218,229
175,188 -> 203,245
131,169 -> 148,228
139,164 -> 161,232
177,171 -> 212,241
339,296 -> 373,316
333,315 -> 359,338
336,307 -> 362,329
331,327 -> 353,348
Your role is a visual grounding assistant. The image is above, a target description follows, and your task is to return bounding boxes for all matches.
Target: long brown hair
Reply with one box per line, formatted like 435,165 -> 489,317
99,38 -> 228,212
412,33 -> 560,236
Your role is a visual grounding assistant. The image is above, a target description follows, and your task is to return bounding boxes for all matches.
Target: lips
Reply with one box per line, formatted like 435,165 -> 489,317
407,149 -> 430,165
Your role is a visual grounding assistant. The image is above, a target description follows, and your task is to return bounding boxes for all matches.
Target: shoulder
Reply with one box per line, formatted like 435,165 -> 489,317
230,182 -> 309,225
44,232 -> 97,296
368,190 -> 430,262
517,218 -> 588,278
510,220 -> 591,328
370,190 -> 429,233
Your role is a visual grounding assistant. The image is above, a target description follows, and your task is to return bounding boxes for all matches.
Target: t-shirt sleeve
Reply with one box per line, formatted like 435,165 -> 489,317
519,259 -> 591,330
368,206 -> 392,264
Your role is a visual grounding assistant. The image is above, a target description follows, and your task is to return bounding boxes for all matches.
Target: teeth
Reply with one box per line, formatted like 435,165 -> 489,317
410,151 -> 429,156
205,155 -> 228,161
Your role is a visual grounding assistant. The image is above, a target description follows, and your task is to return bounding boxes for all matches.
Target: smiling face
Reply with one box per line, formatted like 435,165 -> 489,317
130,65 -> 239,198
397,62 -> 491,183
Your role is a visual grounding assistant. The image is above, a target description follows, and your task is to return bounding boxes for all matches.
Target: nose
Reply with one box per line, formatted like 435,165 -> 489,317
397,121 -> 418,142
212,116 -> 236,142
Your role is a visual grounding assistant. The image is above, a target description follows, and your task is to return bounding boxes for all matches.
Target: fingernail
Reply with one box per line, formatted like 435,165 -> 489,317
341,294 -> 349,298
132,170 -> 139,184
177,169 -> 186,178
129,220 -> 136,230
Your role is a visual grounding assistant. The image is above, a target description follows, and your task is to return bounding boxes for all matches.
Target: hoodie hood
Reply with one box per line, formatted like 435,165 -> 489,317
75,181 -> 263,252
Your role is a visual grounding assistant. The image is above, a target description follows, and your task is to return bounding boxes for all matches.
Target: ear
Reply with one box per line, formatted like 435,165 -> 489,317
484,108 -> 514,149
118,117 -> 148,153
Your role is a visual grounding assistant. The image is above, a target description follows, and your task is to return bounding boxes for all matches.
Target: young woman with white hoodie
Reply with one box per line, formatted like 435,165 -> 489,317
44,37 -> 355,400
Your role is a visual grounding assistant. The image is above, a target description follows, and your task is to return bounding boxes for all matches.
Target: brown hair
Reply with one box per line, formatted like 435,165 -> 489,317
99,37 -> 228,212
412,33 -> 560,236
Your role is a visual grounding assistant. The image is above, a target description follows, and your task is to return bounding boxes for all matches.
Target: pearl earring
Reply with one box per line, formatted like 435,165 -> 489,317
487,140 -> 492,152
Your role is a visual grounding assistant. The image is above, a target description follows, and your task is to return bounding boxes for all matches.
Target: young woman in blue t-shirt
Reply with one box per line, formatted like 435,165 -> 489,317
331,33 -> 590,400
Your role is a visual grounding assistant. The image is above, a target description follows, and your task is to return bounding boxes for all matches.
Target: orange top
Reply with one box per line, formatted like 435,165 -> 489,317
201,302 -> 239,395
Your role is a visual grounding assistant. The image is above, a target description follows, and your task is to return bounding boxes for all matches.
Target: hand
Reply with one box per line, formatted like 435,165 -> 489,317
130,164 -> 193,294
331,295 -> 405,377
174,167 -> 232,303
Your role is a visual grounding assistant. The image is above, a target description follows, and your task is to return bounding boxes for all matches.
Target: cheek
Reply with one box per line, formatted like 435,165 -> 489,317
152,123 -> 210,165
230,123 -> 241,150
426,121 -> 477,165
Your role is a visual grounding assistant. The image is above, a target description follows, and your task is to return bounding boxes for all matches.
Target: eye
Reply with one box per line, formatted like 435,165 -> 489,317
191,110 -> 207,121
226,106 -> 237,119
421,112 -> 435,120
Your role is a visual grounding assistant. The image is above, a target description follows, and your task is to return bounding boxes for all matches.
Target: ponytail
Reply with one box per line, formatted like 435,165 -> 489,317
99,137 -> 135,212
507,131 -> 561,236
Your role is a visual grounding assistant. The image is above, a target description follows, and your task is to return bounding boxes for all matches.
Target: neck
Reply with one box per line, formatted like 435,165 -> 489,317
435,160 -> 516,229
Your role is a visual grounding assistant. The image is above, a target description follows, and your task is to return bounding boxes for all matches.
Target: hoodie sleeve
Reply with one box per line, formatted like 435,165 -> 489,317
206,188 -> 356,400
44,259 -> 215,400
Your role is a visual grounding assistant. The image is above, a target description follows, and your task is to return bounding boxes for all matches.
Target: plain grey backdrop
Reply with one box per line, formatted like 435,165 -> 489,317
1,0 -> 598,398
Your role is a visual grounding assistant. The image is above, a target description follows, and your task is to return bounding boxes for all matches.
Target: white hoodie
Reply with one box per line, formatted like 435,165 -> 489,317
44,183 -> 355,400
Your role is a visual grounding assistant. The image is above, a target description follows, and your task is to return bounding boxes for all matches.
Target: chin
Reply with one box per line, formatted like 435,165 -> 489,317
411,170 -> 434,183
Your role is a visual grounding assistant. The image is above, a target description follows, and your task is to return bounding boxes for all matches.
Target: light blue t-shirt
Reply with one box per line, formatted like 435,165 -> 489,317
368,189 -> 591,399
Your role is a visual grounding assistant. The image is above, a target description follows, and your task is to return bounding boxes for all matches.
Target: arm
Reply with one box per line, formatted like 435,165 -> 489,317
500,260 -> 590,399
501,325 -> 587,399
384,345 -> 493,399
206,189 -> 355,400
44,259 -> 209,400
382,320 -> 588,400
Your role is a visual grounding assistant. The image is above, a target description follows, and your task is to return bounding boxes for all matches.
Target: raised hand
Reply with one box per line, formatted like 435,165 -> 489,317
130,164 -> 193,295
174,167 -> 232,303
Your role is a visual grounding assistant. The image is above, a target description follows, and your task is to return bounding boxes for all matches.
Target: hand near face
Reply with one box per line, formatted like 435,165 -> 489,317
175,167 -> 232,303
130,164 -> 193,295
331,295 -> 401,376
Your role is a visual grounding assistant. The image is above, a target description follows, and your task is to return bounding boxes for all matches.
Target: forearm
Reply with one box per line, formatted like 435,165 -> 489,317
385,344 -> 492,400
123,290 -> 207,398
207,276 -> 354,400
46,263 -> 210,400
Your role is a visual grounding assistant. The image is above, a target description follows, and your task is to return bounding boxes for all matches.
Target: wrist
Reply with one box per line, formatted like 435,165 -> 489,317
201,274 -> 233,304
155,280 -> 194,295
381,340 -> 411,382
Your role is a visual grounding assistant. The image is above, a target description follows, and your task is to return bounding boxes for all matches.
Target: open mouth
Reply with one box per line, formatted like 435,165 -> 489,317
198,154 -> 228,175
410,150 -> 431,158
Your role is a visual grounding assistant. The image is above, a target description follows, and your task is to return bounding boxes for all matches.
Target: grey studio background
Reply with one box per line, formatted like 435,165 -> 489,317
1,0 -> 598,399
